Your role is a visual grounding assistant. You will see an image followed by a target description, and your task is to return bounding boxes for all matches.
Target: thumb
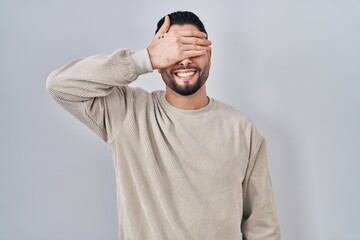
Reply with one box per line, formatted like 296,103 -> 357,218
156,15 -> 170,35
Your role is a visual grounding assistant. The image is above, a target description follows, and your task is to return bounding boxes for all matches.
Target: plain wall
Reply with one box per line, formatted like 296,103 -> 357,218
1,0 -> 359,239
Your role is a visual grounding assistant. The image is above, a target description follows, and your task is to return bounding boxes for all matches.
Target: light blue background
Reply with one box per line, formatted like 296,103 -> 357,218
1,0 -> 359,239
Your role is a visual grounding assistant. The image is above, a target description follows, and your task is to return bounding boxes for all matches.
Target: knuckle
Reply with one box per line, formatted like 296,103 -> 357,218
174,36 -> 181,43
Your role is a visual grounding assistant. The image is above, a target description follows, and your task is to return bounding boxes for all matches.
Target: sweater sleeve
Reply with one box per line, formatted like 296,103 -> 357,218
241,130 -> 281,239
46,48 -> 153,142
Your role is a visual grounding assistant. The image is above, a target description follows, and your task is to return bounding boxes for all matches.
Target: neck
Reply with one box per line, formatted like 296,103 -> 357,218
165,85 -> 209,110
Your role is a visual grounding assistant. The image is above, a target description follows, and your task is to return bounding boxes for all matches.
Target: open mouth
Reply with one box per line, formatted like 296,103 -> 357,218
173,69 -> 198,81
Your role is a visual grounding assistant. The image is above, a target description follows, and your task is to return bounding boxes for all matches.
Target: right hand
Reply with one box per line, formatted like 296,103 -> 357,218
147,15 -> 212,70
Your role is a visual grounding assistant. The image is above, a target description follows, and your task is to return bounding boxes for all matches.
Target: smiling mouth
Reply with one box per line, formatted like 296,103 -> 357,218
173,69 -> 198,81
175,71 -> 196,77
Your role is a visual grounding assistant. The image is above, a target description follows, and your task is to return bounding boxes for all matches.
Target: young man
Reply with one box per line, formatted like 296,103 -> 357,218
47,11 -> 280,240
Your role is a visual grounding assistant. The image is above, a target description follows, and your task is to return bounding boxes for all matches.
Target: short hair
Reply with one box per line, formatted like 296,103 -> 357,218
155,11 -> 207,37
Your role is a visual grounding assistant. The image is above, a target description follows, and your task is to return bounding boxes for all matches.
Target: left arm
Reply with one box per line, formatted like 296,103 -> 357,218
241,136 -> 281,239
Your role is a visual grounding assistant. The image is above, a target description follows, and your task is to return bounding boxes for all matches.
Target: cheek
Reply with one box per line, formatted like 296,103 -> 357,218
206,53 -> 211,65
194,55 -> 211,68
159,66 -> 172,74
160,70 -> 172,82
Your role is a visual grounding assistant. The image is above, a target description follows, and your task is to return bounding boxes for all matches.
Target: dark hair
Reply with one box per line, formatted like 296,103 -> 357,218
155,11 -> 207,37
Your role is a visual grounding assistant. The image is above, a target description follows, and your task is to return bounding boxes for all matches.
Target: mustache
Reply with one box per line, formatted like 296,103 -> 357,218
170,66 -> 201,74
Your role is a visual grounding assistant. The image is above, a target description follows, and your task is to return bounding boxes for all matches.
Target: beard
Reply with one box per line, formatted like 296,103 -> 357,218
161,63 -> 210,96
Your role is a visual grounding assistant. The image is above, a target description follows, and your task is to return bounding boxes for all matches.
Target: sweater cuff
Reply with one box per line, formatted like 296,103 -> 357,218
130,49 -> 153,75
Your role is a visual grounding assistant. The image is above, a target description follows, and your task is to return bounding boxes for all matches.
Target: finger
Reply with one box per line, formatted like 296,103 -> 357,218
180,37 -> 212,46
182,49 -> 208,59
175,30 -> 207,38
181,44 -> 212,52
156,15 -> 170,36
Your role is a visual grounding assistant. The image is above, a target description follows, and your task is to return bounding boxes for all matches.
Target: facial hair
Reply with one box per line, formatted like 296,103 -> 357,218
161,64 -> 210,96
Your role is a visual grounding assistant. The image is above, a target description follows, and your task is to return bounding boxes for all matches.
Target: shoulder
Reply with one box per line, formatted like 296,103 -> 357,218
212,99 -> 252,125
212,98 -> 265,142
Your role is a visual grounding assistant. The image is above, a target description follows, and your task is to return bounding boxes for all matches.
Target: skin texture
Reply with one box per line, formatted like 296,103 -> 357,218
147,16 -> 212,110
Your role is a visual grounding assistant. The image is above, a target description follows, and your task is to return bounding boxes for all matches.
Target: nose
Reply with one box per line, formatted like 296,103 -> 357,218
179,58 -> 192,67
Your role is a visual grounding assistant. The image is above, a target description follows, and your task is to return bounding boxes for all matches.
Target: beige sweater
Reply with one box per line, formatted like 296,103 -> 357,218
46,48 -> 280,240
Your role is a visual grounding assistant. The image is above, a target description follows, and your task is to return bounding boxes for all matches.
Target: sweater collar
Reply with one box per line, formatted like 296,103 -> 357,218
158,90 -> 215,117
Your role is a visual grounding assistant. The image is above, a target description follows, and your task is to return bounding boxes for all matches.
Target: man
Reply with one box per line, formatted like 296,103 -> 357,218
47,11 -> 280,240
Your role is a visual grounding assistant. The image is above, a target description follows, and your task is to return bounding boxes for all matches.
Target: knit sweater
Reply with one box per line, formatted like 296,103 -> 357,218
46,48 -> 280,240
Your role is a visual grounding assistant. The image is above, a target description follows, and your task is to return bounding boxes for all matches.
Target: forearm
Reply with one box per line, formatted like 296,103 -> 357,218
46,48 -> 152,102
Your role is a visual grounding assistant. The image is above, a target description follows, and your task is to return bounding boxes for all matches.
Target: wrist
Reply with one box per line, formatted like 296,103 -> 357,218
130,49 -> 154,74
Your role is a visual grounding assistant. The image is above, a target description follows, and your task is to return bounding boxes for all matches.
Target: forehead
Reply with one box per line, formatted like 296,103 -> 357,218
168,24 -> 199,32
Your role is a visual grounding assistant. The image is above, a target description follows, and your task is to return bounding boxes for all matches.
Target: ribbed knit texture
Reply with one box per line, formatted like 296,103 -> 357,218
46,48 -> 280,240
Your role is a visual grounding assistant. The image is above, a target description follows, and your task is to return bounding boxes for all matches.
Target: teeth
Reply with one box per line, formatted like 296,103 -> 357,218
176,71 -> 195,78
